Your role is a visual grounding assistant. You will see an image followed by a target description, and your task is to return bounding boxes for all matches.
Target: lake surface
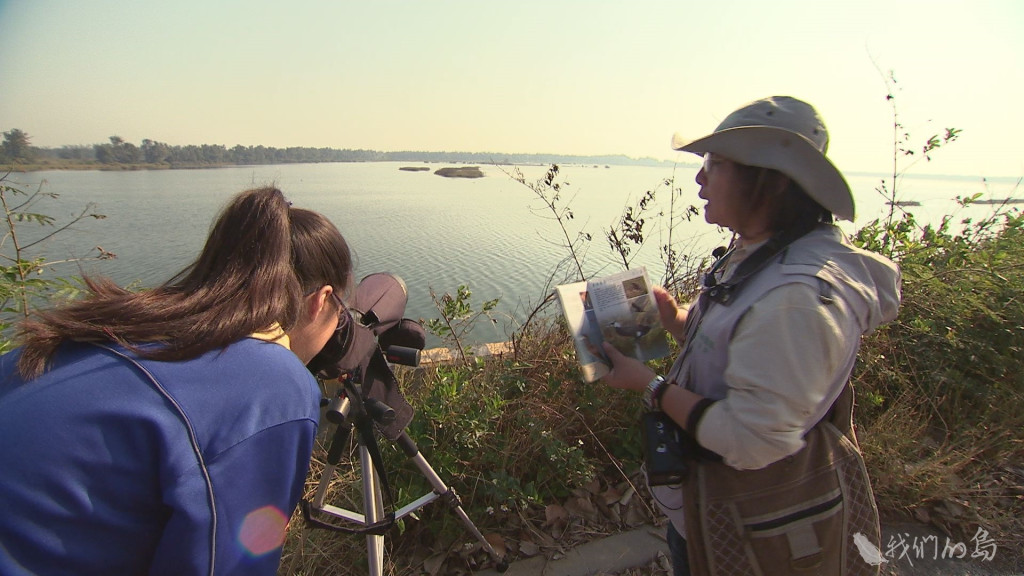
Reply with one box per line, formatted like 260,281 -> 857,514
7,162 -> 1018,346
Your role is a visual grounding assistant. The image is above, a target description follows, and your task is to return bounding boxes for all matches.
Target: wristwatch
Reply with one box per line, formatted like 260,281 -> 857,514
642,375 -> 668,411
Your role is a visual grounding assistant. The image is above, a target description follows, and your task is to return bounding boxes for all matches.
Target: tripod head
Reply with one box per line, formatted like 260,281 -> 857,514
306,272 -> 425,440
303,274 -> 509,572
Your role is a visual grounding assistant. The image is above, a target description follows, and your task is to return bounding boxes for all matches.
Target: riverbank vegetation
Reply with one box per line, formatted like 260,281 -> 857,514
0,173 -> 114,351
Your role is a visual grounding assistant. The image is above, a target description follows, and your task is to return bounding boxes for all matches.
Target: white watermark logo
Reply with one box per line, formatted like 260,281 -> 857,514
852,533 -> 888,566
854,527 -> 998,567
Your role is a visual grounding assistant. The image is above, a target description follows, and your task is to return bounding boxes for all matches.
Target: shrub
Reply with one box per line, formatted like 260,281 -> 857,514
0,173 -> 112,351
854,197 -> 1023,557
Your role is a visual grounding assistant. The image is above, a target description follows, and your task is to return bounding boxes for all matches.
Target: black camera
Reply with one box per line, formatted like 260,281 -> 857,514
306,272 -> 425,441
642,411 -> 693,486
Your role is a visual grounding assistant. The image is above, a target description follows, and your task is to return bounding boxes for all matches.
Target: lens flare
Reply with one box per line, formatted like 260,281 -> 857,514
239,505 -> 288,556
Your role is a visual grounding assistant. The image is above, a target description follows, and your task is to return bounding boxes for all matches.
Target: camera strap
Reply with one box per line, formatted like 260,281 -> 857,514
679,224 -> 818,359
702,223 -> 816,306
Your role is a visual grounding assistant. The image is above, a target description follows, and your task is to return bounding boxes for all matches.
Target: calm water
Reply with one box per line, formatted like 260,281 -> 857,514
8,162 -> 1018,346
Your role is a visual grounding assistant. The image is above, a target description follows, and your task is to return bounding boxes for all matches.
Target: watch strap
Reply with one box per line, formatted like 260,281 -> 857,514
642,376 -> 668,411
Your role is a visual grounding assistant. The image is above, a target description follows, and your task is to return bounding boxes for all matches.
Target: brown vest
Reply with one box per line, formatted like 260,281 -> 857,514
681,384 -> 882,576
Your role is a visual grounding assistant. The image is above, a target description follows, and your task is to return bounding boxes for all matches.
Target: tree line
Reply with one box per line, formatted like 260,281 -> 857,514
1,129 -> 671,168
2,130 -> 391,166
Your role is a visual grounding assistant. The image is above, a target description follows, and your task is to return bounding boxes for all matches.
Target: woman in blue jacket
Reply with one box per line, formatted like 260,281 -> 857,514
0,186 -> 352,575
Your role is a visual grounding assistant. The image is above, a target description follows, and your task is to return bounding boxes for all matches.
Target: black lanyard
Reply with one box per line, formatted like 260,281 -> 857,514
679,224 -> 818,363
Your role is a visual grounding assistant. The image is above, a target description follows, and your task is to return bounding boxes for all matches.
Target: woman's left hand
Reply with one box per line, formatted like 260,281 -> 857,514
599,341 -> 656,392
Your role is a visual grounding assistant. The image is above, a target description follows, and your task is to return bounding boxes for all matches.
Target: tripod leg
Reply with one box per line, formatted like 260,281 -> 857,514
313,418 -> 354,509
312,463 -> 336,510
397,433 -> 508,571
361,444 -> 386,576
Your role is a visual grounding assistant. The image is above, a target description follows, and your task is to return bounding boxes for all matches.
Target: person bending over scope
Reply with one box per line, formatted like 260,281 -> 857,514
0,186 -> 353,575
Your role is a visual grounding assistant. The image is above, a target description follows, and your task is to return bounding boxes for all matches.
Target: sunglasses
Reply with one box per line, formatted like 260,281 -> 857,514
701,153 -> 733,174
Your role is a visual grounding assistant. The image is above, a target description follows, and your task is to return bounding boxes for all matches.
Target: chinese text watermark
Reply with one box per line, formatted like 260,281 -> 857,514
854,527 -> 998,567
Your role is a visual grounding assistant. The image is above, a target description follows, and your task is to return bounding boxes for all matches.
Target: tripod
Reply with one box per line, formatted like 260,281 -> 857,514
303,368 -> 508,575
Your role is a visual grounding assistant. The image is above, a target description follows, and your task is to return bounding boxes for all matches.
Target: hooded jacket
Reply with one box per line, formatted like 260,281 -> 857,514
652,224 -> 901,529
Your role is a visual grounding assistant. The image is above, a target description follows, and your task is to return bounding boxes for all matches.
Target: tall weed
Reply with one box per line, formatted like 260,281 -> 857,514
0,173 -> 112,351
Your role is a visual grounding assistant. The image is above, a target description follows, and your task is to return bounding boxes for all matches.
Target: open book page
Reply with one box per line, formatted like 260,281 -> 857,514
555,280 -> 611,382
555,267 -> 670,382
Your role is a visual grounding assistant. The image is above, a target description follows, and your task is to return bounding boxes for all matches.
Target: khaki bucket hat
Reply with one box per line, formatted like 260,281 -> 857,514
671,96 -> 855,221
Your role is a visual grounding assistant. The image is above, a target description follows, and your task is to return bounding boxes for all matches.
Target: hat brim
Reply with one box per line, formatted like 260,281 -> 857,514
672,126 -> 855,221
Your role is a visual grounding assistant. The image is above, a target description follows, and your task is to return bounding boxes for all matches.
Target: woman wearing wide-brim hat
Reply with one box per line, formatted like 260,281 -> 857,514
601,97 -> 902,576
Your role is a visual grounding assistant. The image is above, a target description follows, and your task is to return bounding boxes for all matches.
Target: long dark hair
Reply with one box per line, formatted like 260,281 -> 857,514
15,186 -> 352,379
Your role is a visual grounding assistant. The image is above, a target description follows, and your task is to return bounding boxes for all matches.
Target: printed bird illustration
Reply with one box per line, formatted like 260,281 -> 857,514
608,320 -> 652,339
629,298 -> 651,313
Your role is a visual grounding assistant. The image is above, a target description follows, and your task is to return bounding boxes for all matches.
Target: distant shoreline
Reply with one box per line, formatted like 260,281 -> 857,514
2,158 -> 677,173
2,148 -> 680,174
3,158 -> 1019,185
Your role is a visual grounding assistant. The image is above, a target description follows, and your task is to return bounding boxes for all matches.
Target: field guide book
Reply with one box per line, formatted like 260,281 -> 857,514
555,267 -> 670,382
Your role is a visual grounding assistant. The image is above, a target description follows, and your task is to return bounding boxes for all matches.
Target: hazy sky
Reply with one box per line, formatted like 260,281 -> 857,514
1,0 -> 1021,178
